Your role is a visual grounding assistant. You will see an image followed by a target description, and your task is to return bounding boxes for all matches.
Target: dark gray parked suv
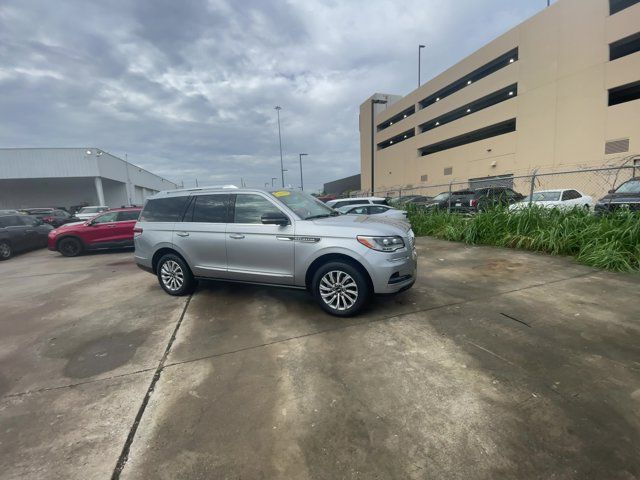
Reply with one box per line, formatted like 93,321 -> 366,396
134,188 -> 417,316
0,214 -> 53,260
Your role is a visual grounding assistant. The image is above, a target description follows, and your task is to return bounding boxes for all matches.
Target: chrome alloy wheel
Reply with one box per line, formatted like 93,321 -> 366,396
319,270 -> 358,311
160,260 -> 184,292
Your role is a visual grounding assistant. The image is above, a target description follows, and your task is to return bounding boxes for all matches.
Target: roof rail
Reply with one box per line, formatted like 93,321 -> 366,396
165,184 -> 239,194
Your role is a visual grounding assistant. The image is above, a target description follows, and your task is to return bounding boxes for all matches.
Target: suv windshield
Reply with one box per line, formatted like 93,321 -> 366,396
270,190 -> 337,220
615,179 -> 640,194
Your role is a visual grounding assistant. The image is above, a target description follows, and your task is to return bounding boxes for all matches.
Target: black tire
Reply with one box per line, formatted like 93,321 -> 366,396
156,254 -> 195,296
58,237 -> 83,257
0,241 -> 12,260
311,261 -> 370,317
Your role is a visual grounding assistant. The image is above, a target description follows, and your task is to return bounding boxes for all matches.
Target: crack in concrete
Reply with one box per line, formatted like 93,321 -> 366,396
110,294 -> 193,480
1,366 -> 157,399
162,271 -> 594,370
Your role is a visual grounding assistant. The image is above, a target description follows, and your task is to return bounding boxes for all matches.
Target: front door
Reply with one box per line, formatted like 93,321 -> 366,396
83,211 -> 121,247
226,193 -> 295,285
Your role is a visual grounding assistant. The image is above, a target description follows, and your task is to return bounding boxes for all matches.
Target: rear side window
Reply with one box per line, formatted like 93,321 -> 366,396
140,197 -> 189,222
117,210 -> 141,222
562,190 -> 582,201
190,194 -> 230,223
234,194 -> 282,224
372,200 -> 388,205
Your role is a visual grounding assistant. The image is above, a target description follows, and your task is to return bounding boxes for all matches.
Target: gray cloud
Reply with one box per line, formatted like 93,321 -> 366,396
0,0 -> 545,191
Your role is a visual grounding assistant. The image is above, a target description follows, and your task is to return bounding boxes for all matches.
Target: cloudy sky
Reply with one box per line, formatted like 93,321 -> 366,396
0,0 -> 547,191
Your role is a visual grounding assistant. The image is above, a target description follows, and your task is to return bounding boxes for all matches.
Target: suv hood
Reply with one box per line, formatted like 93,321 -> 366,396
597,192 -> 640,204
306,214 -> 410,236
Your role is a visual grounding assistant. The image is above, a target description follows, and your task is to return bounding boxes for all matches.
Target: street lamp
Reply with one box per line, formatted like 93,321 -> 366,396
298,153 -> 308,190
271,177 -> 278,187
370,98 -> 388,193
275,106 -> 285,188
418,44 -> 426,87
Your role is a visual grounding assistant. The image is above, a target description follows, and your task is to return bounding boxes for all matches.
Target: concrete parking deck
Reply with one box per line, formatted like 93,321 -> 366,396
1,239 -> 639,479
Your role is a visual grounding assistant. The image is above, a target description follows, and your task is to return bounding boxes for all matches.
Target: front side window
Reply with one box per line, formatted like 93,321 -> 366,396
92,211 -> 119,224
191,194 -> 229,223
351,206 -> 368,214
234,194 -> 282,224
0,216 -> 21,227
139,197 -> 189,222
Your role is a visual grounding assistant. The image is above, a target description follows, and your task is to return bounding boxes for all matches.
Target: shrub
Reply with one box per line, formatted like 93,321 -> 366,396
407,205 -> 640,272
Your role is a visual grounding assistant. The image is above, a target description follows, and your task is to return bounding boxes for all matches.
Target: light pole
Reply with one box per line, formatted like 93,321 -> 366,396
275,106 -> 285,188
418,44 -> 426,87
298,153 -> 308,190
271,177 -> 277,187
370,98 -> 388,194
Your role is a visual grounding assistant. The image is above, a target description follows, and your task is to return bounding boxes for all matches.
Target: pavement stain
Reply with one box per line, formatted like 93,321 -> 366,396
46,329 -> 150,379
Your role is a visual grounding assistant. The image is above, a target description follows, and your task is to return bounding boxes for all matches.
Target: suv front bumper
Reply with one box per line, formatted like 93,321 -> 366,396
366,246 -> 418,294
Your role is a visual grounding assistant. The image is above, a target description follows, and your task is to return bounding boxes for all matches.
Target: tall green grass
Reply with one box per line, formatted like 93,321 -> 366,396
407,205 -> 640,272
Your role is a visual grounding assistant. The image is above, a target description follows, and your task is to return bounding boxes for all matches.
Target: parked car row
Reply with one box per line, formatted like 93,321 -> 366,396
376,177 -> 640,215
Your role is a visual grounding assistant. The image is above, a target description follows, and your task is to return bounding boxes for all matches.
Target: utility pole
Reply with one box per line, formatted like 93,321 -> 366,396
275,106 -> 285,188
418,44 -> 426,87
370,98 -> 388,194
298,153 -> 308,190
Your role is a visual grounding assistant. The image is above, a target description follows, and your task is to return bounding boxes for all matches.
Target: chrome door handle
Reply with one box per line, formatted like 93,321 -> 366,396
176,231 -> 189,237
229,233 -> 245,239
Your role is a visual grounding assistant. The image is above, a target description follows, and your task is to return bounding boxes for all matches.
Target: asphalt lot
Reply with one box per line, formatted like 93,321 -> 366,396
1,239 -> 639,480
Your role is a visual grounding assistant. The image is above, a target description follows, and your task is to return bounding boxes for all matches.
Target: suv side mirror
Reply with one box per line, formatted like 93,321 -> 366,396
261,212 -> 289,226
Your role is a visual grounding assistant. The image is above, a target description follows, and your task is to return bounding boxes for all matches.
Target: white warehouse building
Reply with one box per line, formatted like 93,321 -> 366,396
0,148 -> 178,210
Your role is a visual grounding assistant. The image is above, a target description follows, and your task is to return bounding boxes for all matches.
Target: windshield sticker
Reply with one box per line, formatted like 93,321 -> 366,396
273,191 -> 290,197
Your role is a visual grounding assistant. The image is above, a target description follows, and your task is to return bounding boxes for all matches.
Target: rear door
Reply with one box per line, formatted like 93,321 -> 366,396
175,194 -> 230,277
114,210 -> 141,246
226,193 -> 295,285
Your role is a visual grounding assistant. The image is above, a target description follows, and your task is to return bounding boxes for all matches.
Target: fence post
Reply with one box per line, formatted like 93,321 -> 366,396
447,181 -> 453,213
528,170 -> 537,206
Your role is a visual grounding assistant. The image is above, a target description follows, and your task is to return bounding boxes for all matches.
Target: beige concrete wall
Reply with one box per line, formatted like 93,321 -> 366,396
360,0 -> 640,194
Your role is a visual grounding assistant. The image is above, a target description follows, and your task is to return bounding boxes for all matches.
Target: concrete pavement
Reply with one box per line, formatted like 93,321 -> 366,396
1,240 -> 639,479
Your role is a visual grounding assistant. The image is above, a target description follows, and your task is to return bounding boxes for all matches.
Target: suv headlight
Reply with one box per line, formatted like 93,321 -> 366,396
357,235 -> 405,252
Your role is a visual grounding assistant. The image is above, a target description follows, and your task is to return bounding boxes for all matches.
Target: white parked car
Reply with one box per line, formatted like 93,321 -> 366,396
75,205 -> 110,220
326,196 -> 388,209
337,203 -> 408,221
509,189 -> 595,211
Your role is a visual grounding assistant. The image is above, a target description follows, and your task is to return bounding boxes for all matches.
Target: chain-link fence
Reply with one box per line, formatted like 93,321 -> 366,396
351,163 -> 638,206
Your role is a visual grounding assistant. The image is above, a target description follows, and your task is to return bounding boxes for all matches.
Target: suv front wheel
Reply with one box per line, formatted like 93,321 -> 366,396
157,254 -> 195,296
312,262 -> 370,317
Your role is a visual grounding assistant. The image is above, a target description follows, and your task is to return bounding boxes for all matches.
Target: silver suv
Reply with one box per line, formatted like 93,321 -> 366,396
134,188 -> 417,316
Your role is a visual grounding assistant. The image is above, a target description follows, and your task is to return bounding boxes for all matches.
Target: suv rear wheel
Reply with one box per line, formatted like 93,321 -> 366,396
312,261 -> 370,317
157,254 -> 195,296
58,237 -> 83,257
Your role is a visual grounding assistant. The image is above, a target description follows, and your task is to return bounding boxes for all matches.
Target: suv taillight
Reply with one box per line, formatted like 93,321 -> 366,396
470,199 -> 478,208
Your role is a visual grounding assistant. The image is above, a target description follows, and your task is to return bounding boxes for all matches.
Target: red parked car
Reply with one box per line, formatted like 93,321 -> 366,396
48,207 -> 141,257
